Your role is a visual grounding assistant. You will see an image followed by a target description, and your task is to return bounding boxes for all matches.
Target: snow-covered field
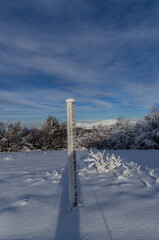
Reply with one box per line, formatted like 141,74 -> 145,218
0,150 -> 159,240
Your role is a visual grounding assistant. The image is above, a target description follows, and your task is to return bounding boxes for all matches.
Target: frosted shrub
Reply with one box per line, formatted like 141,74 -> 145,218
85,149 -> 122,173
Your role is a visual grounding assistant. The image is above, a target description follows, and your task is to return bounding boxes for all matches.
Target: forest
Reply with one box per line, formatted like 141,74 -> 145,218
0,106 -> 159,152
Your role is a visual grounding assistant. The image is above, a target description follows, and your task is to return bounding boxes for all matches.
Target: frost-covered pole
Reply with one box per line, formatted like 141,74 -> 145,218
66,98 -> 78,209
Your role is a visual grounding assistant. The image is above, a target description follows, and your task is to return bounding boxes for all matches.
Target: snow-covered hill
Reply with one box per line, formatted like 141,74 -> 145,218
76,119 -> 117,129
76,119 -> 136,129
0,150 -> 159,240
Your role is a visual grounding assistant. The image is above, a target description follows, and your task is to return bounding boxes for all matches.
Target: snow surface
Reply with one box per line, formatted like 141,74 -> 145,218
0,150 -> 159,240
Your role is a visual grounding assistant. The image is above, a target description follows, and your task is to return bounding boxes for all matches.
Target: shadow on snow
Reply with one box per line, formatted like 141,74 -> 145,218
53,163 -> 81,240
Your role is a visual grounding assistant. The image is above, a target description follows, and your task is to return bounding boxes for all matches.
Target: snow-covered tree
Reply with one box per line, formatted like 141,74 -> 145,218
41,116 -> 67,150
134,106 -> 159,149
0,107 -> 159,152
106,117 -> 135,149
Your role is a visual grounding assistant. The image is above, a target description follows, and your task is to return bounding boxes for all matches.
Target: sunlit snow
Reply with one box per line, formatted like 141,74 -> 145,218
0,150 -> 159,240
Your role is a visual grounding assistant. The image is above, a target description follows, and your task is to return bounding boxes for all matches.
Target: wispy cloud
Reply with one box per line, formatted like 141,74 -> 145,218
0,0 -> 159,123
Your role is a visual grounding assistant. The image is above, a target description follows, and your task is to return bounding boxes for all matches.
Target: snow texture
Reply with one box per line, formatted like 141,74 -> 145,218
0,150 -> 159,240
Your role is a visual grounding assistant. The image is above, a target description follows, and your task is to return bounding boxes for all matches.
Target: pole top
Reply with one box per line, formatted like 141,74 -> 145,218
66,98 -> 75,103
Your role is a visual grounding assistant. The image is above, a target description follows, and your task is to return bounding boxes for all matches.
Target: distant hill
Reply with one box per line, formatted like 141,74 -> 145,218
76,119 -> 136,129
76,119 -> 117,129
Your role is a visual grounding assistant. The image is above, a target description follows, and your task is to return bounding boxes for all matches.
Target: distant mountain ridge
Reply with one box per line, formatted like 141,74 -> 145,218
76,119 -> 117,129
76,119 -> 136,129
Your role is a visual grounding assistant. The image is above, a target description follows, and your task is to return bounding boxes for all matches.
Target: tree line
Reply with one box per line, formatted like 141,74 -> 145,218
0,116 -> 67,152
0,106 -> 159,152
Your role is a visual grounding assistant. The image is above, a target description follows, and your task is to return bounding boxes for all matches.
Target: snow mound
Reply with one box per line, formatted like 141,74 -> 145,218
4,156 -> 16,161
23,168 -> 64,186
46,169 -> 64,183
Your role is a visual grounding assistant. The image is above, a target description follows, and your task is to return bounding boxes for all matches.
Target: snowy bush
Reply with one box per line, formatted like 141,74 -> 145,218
85,149 -> 122,173
84,150 -> 142,179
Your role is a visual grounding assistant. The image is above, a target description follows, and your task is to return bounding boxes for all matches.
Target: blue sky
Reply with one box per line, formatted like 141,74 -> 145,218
0,0 -> 159,126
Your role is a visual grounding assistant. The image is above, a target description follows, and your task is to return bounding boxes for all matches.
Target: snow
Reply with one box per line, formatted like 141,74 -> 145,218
0,150 -> 159,240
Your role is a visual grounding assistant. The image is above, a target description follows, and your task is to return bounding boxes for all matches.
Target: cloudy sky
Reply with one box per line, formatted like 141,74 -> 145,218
0,0 -> 159,126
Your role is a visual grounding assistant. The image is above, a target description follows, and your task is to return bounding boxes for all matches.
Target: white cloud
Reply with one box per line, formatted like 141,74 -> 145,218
0,0 -> 159,122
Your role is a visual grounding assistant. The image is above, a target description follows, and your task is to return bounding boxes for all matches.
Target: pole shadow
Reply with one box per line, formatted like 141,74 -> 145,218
53,163 -> 81,240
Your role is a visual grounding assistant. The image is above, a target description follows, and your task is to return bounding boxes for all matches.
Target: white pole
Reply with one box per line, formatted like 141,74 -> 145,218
66,98 -> 78,209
